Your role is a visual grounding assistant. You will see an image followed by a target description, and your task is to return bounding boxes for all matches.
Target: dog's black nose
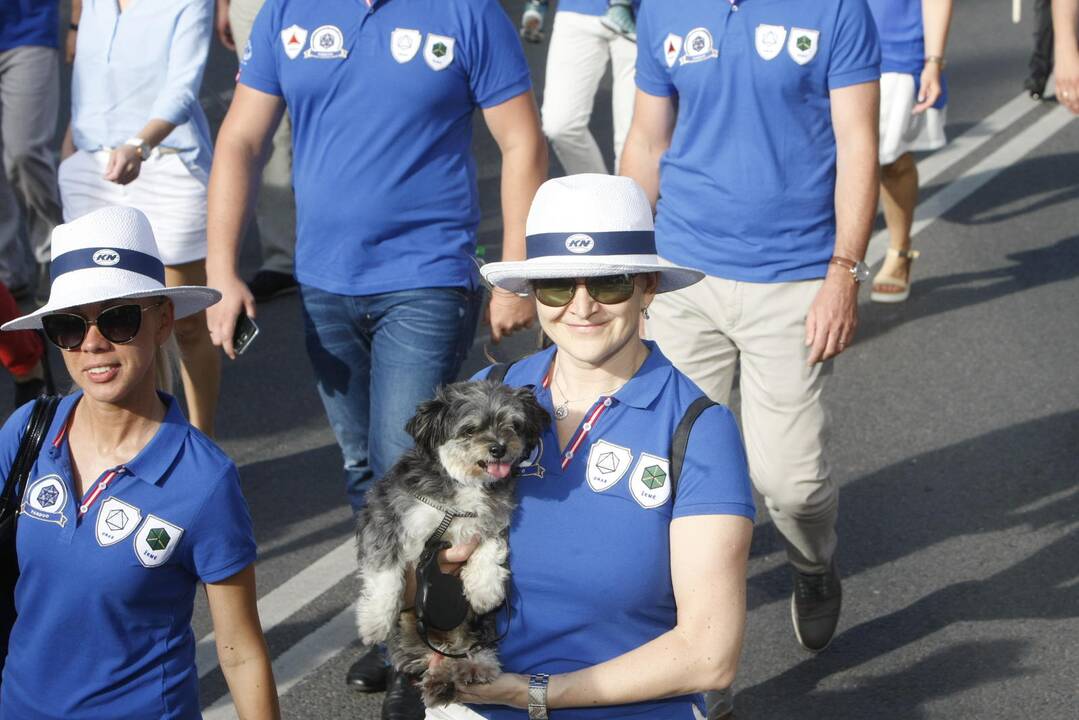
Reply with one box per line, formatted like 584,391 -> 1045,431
489,443 -> 507,459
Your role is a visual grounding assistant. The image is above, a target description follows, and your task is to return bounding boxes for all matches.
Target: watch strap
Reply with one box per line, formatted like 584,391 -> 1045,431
528,673 -> 550,719
124,137 -> 150,161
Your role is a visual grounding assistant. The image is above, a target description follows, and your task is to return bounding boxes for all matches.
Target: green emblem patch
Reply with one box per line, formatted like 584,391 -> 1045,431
433,42 -> 447,58
796,36 -> 811,52
641,465 -> 667,490
146,527 -> 171,551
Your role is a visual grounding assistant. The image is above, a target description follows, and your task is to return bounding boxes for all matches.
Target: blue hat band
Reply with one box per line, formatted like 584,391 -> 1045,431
526,230 -> 656,259
51,247 -> 165,285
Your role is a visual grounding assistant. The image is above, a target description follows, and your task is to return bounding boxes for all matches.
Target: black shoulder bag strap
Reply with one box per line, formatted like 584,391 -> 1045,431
0,394 -> 61,670
669,396 -> 716,501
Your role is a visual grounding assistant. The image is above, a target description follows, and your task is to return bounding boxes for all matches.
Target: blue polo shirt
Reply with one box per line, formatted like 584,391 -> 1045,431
866,0 -> 922,73
636,0 -> 881,283
471,343 -> 755,719
238,0 -> 532,296
0,0 -> 58,51
0,393 -> 257,720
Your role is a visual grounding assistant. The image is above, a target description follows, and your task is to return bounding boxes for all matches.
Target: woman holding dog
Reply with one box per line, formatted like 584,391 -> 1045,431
430,174 -> 755,719
0,207 -> 279,718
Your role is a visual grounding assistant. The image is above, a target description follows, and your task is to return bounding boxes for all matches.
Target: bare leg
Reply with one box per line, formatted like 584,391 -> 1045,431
166,260 -> 220,436
876,151 -> 918,293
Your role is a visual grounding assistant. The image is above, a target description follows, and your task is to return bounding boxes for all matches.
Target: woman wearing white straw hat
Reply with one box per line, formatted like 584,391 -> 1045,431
0,206 -> 279,718
423,175 -> 754,720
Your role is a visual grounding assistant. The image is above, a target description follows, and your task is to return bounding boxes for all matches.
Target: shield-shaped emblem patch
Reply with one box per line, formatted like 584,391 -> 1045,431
663,33 -> 683,68
755,24 -> 787,61
586,440 -> 633,492
391,28 -> 422,63
628,452 -> 671,509
424,33 -> 455,71
787,27 -> 820,65
133,515 -> 184,568
96,497 -> 141,547
280,25 -> 308,60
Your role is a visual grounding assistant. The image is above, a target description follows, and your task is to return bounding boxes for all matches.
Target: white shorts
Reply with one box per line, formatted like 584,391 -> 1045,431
878,71 -> 947,165
58,149 -> 208,266
425,703 -> 706,719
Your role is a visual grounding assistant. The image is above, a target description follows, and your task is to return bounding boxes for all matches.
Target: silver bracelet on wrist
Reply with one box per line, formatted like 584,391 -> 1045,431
527,672 -> 550,720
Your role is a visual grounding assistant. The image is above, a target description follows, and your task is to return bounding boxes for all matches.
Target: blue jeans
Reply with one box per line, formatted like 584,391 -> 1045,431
300,285 -> 483,512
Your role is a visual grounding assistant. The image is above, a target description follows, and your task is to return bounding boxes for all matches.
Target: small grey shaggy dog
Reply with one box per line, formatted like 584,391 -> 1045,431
355,379 -> 549,706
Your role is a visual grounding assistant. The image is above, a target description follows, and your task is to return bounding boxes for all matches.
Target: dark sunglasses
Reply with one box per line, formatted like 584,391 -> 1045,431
530,274 -> 636,308
41,301 -> 164,350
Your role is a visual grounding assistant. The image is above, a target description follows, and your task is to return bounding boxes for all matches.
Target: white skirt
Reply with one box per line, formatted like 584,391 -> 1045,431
879,71 -> 947,165
58,149 -> 208,266
425,702 -> 707,719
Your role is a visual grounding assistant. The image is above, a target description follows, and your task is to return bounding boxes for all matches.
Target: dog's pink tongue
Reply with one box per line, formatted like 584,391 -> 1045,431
487,461 -> 512,480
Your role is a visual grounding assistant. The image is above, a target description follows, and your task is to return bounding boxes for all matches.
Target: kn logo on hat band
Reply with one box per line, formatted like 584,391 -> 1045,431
526,230 -> 656,259
51,247 -> 166,285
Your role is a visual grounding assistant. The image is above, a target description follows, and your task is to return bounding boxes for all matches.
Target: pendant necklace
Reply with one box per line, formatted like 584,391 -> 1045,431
551,366 -> 624,421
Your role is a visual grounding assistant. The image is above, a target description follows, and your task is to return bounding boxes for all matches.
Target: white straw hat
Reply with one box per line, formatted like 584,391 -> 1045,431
1,206 -> 220,332
480,174 -> 704,294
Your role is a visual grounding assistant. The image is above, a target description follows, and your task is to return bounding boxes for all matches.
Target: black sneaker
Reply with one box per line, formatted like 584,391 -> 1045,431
1024,75 -> 1048,100
381,667 -> 425,720
248,270 -> 298,302
345,645 -> 389,693
790,562 -> 842,652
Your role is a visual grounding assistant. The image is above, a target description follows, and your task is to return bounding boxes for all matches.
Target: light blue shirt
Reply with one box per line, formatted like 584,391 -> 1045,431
71,0 -> 214,177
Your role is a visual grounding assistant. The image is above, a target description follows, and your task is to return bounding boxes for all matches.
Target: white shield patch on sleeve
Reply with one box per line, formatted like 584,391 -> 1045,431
755,24 -> 787,61
391,28 -> 422,63
787,27 -> 820,65
586,440 -> 634,492
628,452 -> 672,509
663,33 -> 683,68
280,25 -> 308,60
133,515 -> 184,568
95,497 -> 142,547
424,33 -> 455,71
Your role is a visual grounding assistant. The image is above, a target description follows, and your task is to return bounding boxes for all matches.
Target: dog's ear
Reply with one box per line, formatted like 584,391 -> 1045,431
515,385 -> 552,437
406,391 -> 449,452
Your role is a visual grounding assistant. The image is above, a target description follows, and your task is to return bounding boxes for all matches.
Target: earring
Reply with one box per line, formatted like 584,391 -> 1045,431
642,306 -> 650,320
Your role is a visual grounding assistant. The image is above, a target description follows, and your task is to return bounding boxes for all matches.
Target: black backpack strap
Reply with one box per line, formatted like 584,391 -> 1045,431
670,396 -> 717,500
2,395 -> 60,511
486,362 -> 514,384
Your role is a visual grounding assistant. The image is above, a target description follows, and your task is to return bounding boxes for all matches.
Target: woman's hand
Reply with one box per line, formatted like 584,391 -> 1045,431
401,538 -> 480,607
912,62 -> 943,114
452,670 -> 529,708
104,144 -> 143,185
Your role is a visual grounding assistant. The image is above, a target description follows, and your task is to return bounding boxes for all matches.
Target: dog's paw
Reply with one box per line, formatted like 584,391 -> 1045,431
451,654 -> 500,687
421,663 -> 458,708
461,564 -> 508,615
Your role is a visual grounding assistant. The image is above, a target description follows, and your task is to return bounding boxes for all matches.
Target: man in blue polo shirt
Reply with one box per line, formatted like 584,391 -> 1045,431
205,0 -> 546,713
622,0 -> 881,662
0,0 -> 64,302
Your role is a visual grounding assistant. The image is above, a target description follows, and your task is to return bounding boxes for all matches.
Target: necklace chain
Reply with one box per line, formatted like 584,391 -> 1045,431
551,366 -> 624,421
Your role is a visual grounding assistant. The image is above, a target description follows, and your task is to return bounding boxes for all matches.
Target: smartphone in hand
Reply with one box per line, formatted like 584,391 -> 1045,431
232,313 -> 259,355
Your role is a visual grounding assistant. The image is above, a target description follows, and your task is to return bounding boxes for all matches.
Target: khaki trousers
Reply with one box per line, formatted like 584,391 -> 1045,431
648,270 -> 837,574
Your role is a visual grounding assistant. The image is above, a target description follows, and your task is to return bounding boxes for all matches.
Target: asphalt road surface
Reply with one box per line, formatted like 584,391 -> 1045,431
6,1 -> 1077,718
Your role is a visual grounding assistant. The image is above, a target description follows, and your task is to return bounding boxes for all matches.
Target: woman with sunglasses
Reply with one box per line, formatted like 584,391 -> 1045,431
422,175 -> 755,720
0,207 -> 279,719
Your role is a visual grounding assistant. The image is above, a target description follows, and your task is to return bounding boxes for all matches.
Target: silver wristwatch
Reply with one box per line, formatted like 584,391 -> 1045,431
829,255 -> 870,284
124,137 -> 151,161
528,672 -> 550,719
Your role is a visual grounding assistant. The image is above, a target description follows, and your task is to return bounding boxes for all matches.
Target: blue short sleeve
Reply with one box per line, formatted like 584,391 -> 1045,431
672,404 -> 755,520
237,0 -> 282,96
634,1 -> 675,97
0,402 -> 36,490
827,0 -> 882,90
180,465 -> 257,583
465,0 -> 532,108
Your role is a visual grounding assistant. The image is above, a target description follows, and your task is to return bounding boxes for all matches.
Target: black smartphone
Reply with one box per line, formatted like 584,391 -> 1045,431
232,313 -> 259,355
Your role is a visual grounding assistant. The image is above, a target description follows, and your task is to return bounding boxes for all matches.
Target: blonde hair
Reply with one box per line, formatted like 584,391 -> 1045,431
155,333 -> 180,394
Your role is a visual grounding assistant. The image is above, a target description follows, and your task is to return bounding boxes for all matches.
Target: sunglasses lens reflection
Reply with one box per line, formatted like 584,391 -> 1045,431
41,304 -> 145,350
531,275 -> 635,308
532,279 -> 576,307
